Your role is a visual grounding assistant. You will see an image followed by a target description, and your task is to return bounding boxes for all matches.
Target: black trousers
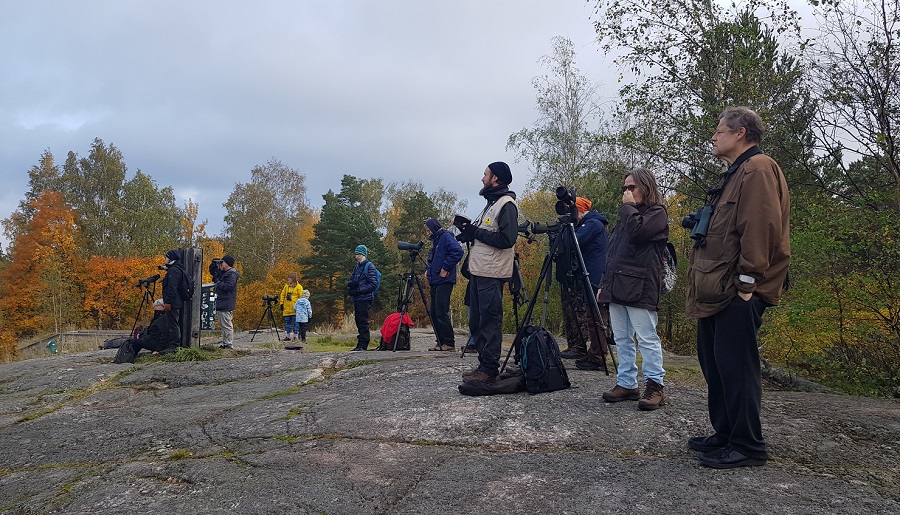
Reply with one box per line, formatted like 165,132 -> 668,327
429,283 -> 455,346
298,322 -> 308,341
468,275 -> 504,377
697,296 -> 768,459
170,307 -> 183,346
353,300 -> 372,349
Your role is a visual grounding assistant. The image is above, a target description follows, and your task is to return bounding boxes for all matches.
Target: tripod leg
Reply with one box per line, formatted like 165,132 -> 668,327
414,274 -> 433,327
268,305 -> 281,342
391,311 -> 408,352
251,303 -> 272,342
392,273 -> 416,352
417,275 -> 444,348
563,222 -> 615,374
130,289 -> 152,338
500,242 -> 559,373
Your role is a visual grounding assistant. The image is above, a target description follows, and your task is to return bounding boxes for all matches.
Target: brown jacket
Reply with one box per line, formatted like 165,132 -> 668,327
599,202 -> 669,311
686,152 -> 790,318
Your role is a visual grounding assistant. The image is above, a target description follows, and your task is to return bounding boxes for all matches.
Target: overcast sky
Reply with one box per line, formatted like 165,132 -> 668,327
1,1 -> 619,248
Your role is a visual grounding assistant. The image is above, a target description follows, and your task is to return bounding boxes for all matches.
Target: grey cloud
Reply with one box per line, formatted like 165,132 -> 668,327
1,0 -> 614,245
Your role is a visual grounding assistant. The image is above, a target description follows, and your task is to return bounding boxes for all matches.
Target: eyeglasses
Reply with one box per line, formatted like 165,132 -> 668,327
621,184 -> 637,193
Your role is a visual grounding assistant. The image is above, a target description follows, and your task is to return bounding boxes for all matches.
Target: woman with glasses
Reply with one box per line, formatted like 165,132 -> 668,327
598,168 -> 670,410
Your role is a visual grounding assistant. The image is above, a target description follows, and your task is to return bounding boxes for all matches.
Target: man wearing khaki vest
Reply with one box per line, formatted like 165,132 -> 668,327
457,162 -> 518,384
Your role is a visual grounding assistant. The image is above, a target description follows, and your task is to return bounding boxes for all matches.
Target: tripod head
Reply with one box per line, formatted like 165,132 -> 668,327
137,273 -> 160,289
261,295 -> 278,307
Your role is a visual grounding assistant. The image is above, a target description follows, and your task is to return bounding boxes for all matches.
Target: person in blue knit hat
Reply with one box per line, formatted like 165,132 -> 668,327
347,244 -> 379,351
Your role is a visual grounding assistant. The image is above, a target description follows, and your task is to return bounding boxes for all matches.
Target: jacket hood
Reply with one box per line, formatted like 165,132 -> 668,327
584,210 -> 609,226
424,217 -> 442,235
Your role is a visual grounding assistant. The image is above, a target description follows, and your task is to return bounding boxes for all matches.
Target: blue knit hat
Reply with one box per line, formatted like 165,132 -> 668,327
165,249 -> 180,261
354,245 -> 368,257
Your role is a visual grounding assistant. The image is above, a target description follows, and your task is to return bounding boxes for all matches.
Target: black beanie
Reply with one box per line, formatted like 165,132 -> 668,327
165,249 -> 180,261
488,161 -> 512,186
222,254 -> 235,267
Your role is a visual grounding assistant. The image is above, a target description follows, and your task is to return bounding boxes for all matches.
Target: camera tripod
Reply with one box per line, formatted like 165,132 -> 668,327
250,298 -> 281,342
387,249 -> 434,351
500,217 -> 615,375
130,281 -> 158,338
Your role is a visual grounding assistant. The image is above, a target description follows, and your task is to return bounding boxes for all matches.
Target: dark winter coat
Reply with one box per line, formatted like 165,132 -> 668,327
161,262 -> 187,306
427,228 -> 464,286
598,202 -> 669,311
137,310 -> 180,352
348,259 -> 378,302
215,267 -> 239,311
575,210 -> 609,289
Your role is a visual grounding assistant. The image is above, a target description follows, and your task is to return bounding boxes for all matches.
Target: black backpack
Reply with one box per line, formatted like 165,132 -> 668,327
113,339 -> 137,364
518,326 -> 571,394
178,267 -> 195,300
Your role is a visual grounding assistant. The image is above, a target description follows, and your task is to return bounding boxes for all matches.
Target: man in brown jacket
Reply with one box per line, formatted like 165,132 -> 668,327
686,107 -> 790,469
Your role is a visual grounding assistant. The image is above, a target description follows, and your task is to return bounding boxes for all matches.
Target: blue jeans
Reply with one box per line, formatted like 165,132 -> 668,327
609,303 -> 665,389
284,315 -> 296,334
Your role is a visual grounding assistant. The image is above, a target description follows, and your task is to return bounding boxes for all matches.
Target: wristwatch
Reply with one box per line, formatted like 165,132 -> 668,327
738,274 -> 756,284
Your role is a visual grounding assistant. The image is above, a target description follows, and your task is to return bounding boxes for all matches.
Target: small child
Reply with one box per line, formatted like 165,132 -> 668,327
292,290 -> 313,345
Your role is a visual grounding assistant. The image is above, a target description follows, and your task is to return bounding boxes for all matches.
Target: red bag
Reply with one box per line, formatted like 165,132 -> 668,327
378,313 -> 414,351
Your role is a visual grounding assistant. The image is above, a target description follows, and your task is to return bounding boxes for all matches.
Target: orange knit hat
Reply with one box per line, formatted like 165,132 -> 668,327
575,197 -> 592,212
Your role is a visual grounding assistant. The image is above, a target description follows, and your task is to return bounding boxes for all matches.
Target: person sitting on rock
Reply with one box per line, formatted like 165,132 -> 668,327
115,299 -> 180,363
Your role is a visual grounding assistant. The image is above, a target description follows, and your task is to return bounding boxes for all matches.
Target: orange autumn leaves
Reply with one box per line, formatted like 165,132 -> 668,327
0,191 -> 163,358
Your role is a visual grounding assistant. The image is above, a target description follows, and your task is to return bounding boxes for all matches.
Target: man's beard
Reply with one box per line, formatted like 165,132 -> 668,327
479,184 -> 498,196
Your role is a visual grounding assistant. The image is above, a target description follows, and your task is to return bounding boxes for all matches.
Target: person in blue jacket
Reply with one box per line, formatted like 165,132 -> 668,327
347,245 -> 379,351
292,289 -> 313,346
570,197 -> 612,371
424,218 -> 464,351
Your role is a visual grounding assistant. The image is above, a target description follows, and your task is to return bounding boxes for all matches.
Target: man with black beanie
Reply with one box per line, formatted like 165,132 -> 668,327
161,249 -> 188,344
215,254 -> 239,349
456,161 -> 518,384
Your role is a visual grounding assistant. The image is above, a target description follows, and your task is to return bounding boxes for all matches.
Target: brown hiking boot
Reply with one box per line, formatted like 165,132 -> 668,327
638,379 -> 666,410
602,384 -> 640,403
462,369 -> 496,384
